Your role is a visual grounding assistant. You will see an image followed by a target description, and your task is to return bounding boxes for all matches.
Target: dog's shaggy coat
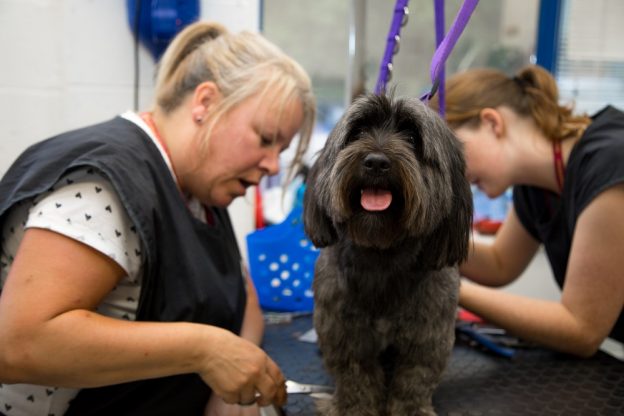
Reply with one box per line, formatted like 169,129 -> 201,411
303,94 -> 473,416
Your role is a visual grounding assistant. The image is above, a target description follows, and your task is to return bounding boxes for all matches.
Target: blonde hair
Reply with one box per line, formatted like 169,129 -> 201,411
430,65 -> 590,142
154,21 -> 316,178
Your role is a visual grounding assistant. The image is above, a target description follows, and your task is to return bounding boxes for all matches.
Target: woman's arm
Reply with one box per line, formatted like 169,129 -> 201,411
460,185 -> 624,357
239,267 -> 265,346
460,206 -> 540,286
0,228 -> 285,407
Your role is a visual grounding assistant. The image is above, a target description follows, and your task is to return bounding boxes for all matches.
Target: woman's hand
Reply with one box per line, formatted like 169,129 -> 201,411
198,327 -> 286,407
204,394 -> 261,416
197,267 -> 286,407
200,265 -> 285,412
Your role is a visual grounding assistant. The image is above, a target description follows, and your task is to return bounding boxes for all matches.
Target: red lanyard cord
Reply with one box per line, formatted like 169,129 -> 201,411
553,140 -> 565,194
139,112 -> 215,225
140,112 -> 180,185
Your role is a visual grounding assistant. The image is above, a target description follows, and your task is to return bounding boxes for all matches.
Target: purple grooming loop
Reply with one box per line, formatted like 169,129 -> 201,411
374,0 -> 410,96
374,0 -> 480,115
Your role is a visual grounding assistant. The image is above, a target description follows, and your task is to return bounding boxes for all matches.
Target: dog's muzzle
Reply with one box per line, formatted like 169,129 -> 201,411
359,153 -> 394,212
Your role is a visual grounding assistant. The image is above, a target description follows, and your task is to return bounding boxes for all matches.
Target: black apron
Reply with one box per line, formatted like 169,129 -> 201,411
0,117 -> 247,415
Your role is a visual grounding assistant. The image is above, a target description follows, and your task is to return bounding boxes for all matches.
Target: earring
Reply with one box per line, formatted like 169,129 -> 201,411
195,116 -> 203,124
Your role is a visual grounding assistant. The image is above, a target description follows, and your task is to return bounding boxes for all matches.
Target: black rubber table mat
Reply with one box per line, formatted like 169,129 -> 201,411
262,315 -> 624,416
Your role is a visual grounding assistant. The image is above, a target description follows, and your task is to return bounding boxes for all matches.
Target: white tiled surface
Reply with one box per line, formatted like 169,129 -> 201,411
0,0 -> 153,172
0,0 -> 259,256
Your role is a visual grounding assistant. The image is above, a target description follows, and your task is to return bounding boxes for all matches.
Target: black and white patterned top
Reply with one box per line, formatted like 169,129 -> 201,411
0,167 -> 143,415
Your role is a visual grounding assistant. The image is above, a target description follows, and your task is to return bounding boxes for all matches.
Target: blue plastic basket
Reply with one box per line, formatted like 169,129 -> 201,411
246,187 -> 319,312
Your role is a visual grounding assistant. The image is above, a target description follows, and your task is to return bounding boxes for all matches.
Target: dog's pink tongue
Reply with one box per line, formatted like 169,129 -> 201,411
361,188 -> 392,211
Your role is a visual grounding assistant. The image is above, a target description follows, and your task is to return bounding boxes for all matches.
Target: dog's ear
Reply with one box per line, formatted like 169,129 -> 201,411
421,164 -> 472,269
303,154 -> 337,248
425,158 -> 473,269
417,105 -> 474,269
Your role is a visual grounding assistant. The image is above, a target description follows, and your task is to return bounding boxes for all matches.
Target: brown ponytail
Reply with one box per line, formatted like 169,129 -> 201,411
514,66 -> 590,141
431,65 -> 590,142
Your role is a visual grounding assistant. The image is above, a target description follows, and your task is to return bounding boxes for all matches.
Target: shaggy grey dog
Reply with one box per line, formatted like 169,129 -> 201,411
303,93 -> 473,416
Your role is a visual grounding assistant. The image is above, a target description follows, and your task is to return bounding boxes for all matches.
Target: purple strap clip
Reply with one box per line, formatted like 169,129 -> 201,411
421,0 -> 479,111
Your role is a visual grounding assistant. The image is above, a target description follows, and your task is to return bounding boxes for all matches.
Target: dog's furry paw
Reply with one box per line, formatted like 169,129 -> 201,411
316,399 -> 382,416
388,402 -> 437,416
315,399 -> 340,416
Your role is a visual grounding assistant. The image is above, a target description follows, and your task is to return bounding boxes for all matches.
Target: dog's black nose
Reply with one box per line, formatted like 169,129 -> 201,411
363,153 -> 391,175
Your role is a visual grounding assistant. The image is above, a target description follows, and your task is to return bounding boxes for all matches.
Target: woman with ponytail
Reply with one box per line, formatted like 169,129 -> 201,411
430,64 -> 624,358
0,21 -> 315,415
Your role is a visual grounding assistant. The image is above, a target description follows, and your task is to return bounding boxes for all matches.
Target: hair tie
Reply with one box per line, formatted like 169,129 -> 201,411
512,75 -> 528,90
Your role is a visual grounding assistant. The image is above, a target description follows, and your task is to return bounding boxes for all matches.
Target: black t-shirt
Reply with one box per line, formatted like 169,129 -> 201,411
513,105 -> 624,343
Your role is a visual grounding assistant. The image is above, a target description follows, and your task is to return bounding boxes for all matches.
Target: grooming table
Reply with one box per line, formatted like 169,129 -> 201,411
262,315 -> 624,415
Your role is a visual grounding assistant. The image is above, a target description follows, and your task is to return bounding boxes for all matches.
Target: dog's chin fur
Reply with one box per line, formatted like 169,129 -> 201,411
346,213 -> 403,249
304,93 -> 473,416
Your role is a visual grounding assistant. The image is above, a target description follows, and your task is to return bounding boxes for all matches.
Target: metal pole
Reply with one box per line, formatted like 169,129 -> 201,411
346,0 -> 367,106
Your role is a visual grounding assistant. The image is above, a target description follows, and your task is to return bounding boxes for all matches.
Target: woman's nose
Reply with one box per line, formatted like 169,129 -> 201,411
260,149 -> 280,176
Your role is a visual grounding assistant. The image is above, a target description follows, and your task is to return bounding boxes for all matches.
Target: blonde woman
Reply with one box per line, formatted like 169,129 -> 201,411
0,21 -> 315,416
431,64 -> 624,358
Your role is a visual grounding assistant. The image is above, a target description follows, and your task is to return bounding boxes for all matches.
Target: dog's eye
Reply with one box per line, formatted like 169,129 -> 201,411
396,120 -> 422,147
408,133 -> 424,159
342,128 -> 363,147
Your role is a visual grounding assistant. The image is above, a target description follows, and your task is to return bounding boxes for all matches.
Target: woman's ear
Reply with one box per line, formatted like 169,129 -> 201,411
191,81 -> 221,123
479,108 -> 504,138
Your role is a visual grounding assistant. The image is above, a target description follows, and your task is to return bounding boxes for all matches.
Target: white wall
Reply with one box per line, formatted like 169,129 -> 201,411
0,0 -> 259,259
